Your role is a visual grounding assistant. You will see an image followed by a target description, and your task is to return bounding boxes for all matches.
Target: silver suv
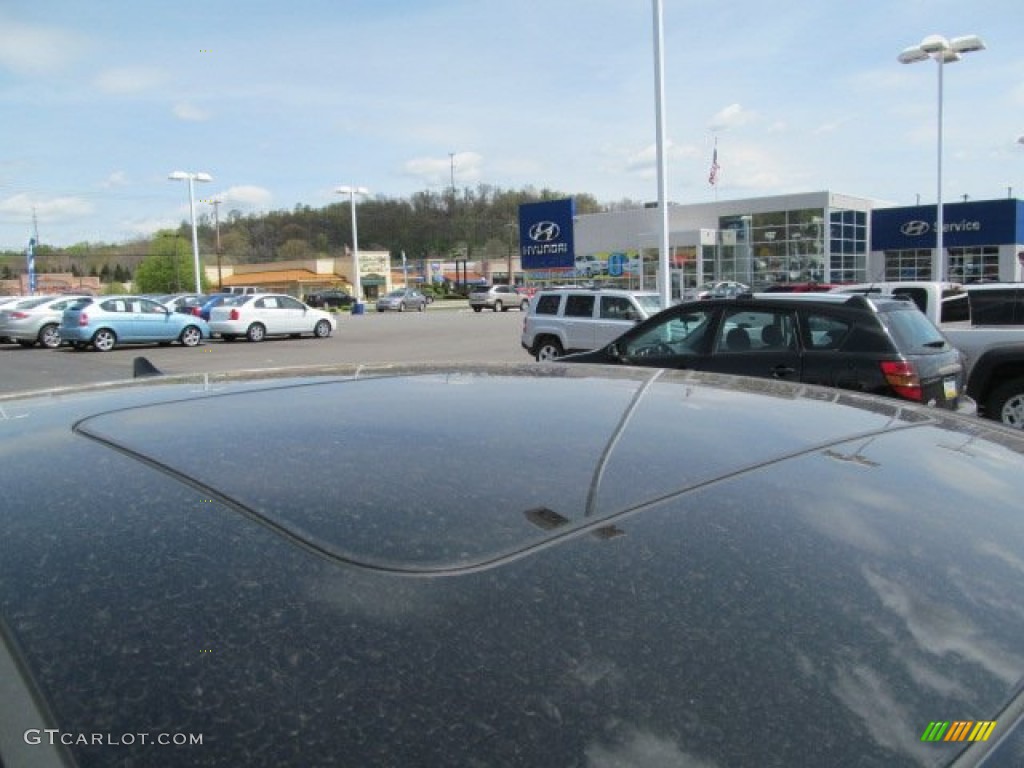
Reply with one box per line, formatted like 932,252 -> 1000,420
469,285 -> 527,312
520,288 -> 662,361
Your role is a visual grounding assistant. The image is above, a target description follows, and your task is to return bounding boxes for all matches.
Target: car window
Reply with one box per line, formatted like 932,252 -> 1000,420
715,309 -> 795,353
101,299 -> 127,312
535,294 -> 561,315
256,297 -> 281,309
140,299 -> 165,314
877,307 -> 947,351
634,294 -> 663,315
804,313 -> 851,350
600,295 -> 640,321
564,295 -> 595,318
280,296 -> 305,310
621,308 -> 715,357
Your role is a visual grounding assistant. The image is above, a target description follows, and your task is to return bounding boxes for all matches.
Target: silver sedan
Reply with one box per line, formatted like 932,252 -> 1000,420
376,288 -> 428,312
0,294 -> 91,348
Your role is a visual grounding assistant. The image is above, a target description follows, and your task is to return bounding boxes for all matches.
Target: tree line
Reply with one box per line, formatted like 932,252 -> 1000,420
1,185 -> 641,286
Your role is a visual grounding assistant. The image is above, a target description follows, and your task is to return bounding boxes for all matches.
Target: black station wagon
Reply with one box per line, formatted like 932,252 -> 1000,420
562,293 -> 971,411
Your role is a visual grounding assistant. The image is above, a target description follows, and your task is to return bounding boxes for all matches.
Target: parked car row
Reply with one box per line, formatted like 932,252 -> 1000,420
1,292 -> 340,351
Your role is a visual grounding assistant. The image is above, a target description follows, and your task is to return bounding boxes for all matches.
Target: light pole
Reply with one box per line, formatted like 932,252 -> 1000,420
168,171 -> 212,293
898,34 -> 986,281
336,186 -> 369,308
740,215 -> 753,286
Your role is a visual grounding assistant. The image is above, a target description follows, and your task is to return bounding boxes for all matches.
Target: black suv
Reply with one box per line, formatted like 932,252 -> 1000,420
562,293 -> 970,410
303,289 -> 355,309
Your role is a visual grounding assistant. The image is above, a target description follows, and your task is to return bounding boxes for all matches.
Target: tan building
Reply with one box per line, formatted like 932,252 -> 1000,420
213,252 -> 392,300
1,273 -> 102,296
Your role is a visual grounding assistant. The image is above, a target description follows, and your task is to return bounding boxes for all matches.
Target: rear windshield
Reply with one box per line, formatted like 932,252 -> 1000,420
68,298 -> 94,311
877,306 -> 948,351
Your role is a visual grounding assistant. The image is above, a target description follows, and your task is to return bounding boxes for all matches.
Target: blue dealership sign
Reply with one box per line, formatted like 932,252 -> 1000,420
518,198 -> 575,270
872,199 -> 1023,250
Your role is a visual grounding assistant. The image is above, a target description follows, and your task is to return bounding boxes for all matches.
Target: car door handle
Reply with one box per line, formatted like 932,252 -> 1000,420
771,365 -> 797,377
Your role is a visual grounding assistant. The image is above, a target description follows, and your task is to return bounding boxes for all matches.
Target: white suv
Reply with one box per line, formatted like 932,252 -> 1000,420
520,288 -> 663,361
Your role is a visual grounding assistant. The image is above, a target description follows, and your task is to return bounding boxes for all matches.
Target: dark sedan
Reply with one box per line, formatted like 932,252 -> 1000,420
303,288 -> 356,309
2,363 -> 1024,767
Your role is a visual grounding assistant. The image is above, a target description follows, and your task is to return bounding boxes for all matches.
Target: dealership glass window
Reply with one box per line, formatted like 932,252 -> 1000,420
948,246 -> 999,282
884,249 -> 932,281
829,210 -> 867,282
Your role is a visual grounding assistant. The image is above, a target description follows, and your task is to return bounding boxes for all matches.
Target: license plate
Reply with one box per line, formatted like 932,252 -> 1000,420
943,377 -> 958,400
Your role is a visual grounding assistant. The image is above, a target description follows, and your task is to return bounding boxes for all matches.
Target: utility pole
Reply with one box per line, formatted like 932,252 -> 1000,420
209,198 -> 223,289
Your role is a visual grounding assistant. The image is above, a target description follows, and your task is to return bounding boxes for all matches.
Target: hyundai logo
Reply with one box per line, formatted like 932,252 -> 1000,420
528,221 -> 561,243
900,220 -> 931,237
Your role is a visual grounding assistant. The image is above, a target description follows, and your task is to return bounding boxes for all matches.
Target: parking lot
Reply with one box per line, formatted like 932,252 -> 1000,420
0,306 -> 529,396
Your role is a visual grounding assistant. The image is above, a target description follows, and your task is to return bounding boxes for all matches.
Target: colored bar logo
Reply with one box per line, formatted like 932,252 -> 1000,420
921,721 -> 997,742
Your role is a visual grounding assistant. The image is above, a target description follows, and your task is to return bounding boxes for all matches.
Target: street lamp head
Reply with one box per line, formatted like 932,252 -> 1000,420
336,186 -> 369,196
168,171 -> 189,181
194,173 -> 213,183
168,171 -> 213,182
950,35 -> 986,54
918,34 -> 950,55
898,46 -> 930,64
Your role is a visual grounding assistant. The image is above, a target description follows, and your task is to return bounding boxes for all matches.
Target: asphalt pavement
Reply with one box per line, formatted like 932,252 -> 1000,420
0,304 -> 530,397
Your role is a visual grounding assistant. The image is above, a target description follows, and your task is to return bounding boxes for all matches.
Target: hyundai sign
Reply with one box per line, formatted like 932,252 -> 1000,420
518,198 -> 575,270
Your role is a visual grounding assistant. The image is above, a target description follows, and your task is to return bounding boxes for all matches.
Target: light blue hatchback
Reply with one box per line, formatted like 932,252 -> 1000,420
60,295 -> 211,351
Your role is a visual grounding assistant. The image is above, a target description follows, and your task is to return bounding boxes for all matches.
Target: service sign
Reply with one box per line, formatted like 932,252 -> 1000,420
872,199 -> 1021,250
518,198 -> 575,270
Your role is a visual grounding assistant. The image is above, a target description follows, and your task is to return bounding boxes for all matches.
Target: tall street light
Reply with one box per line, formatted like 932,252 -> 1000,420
336,186 -> 369,307
168,171 -> 213,293
898,34 -> 986,282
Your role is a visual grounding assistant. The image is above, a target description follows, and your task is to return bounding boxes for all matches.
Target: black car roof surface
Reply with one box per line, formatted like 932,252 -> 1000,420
2,363 -> 1024,767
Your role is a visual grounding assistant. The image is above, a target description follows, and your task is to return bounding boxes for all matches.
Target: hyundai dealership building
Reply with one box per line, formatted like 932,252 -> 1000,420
520,192 -> 1024,297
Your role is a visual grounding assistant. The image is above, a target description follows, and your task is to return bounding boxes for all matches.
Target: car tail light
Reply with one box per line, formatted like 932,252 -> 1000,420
880,360 -> 922,401
10,311 -> 29,319
78,313 -> 89,327
191,307 -> 202,316
229,309 -> 240,321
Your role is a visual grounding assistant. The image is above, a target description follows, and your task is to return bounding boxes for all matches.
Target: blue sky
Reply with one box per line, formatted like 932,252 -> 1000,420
1,0 -> 1022,250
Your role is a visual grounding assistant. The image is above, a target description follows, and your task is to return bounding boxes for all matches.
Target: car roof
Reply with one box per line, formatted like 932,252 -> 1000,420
4,363 -> 1024,766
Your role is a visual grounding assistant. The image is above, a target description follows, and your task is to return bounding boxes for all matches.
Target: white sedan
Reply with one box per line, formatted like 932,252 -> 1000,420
208,293 -> 337,342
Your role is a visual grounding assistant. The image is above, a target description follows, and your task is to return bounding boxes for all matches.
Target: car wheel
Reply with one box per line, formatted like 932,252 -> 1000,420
246,323 -> 266,342
314,319 -> 331,338
92,328 -> 117,352
987,377 -> 1024,429
472,306 -> 482,312
535,338 -> 563,361
494,300 -> 503,312
38,324 -> 61,349
398,302 -> 406,312
179,325 -> 202,347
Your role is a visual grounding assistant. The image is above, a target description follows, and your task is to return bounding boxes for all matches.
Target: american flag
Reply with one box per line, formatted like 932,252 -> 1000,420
708,145 -> 720,186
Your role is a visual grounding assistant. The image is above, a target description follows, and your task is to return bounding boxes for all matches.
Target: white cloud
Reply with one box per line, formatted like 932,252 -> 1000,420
708,103 -> 755,132
219,185 -> 273,207
403,152 -> 483,187
94,67 -> 166,94
0,16 -> 85,75
0,193 -> 94,222
173,102 -> 210,122
100,171 -> 129,188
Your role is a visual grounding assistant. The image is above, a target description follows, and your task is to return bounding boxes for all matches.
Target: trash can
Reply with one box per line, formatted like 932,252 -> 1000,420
351,301 -> 365,316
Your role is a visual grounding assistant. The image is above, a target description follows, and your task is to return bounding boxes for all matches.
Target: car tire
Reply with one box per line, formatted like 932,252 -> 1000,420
246,323 -> 266,342
398,303 -> 406,312
473,306 -> 482,313
314,319 -> 331,338
535,338 -> 563,361
38,324 -> 61,349
179,326 -> 203,347
986,377 -> 1024,429
92,329 -> 117,352
494,300 -> 503,312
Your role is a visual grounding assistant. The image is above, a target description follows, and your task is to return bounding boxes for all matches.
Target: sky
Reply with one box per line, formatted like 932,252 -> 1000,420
1,0 -> 1022,251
